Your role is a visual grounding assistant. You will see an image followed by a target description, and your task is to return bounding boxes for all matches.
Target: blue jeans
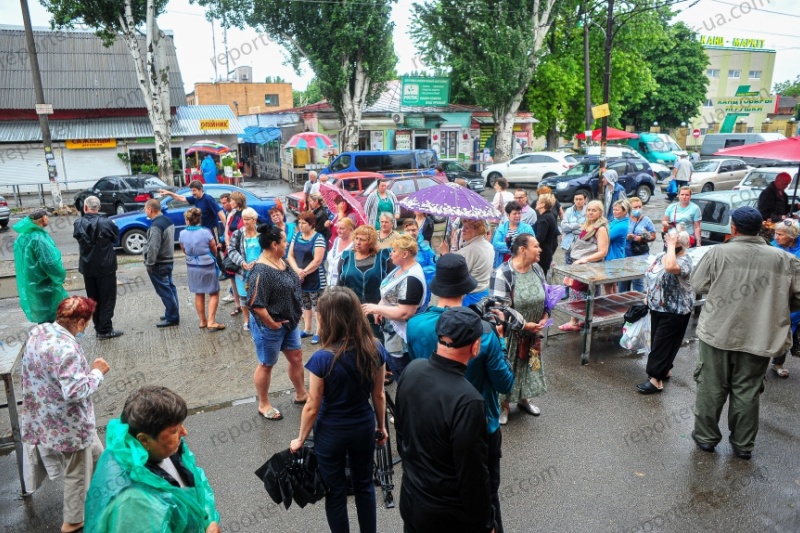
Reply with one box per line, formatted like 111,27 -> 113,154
618,278 -> 645,293
314,420 -> 376,533
147,263 -> 179,322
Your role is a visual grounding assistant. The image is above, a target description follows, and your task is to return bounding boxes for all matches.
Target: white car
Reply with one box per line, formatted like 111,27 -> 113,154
481,152 -> 577,187
732,166 -> 800,192
688,158 -> 751,193
0,195 -> 9,228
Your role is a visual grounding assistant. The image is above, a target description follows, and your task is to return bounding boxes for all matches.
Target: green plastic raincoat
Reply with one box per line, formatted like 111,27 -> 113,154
85,418 -> 220,533
12,216 -> 67,323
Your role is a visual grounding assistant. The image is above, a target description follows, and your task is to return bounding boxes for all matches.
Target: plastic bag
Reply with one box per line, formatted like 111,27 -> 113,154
620,314 -> 651,354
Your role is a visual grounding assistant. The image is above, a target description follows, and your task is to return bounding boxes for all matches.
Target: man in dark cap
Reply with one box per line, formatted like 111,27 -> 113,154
690,206 -> 800,459
396,306 -> 496,533
13,209 -> 68,323
757,171 -> 792,222
407,254 -> 512,533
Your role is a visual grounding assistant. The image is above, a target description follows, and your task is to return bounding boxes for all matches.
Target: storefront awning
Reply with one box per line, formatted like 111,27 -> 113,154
239,126 -> 281,145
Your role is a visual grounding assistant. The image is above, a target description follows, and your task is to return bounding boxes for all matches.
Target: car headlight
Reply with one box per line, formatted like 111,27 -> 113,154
556,182 -> 569,190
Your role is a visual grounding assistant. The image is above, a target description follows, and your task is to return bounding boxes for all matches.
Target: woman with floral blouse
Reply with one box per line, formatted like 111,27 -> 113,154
20,296 -> 110,533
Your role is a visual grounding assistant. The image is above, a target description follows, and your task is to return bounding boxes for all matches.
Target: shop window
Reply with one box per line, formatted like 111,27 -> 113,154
264,94 -> 279,106
440,130 -> 458,159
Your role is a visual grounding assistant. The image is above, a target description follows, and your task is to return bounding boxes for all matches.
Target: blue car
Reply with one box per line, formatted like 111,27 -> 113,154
111,184 -> 281,254
539,156 -> 656,205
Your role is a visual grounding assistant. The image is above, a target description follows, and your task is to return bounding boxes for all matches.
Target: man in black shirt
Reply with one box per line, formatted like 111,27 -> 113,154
395,307 -> 495,533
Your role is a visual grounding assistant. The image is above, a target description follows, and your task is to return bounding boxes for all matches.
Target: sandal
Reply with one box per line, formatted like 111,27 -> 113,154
259,407 -> 283,421
774,365 -> 789,378
558,323 -> 581,332
384,372 -> 395,386
198,323 -> 207,329
230,307 -> 242,316
207,323 -> 226,331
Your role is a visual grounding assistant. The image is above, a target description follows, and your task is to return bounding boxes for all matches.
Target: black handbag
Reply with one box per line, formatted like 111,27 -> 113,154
221,254 -> 241,275
624,303 -> 649,323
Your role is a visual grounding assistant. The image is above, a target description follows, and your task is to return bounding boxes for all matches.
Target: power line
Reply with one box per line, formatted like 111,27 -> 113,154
709,0 -> 800,18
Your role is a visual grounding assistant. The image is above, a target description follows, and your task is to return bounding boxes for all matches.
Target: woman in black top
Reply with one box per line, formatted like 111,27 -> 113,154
308,192 -> 332,243
534,193 -> 559,277
246,225 -> 309,421
413,210 -> 435,245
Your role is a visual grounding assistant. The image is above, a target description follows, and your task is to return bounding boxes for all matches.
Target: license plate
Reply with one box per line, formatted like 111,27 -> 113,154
701,230 -> 710,238
152,193 -> 162,199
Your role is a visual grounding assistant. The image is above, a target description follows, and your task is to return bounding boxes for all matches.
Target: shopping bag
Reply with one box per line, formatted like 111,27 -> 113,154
620,314 -> 651,354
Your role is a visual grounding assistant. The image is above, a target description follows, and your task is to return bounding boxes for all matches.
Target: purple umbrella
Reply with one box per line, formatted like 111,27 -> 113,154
399,182 -> 501,221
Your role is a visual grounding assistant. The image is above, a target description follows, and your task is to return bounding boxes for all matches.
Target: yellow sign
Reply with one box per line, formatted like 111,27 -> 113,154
699,35 -> 766,49
200,119 -> 230,131
65,139 -> 116,149
592,104 -> 610,119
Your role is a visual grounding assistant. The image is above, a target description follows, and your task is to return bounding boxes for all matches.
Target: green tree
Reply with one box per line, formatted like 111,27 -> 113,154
198,0 -> 397,151
264,75 -> 286,83
412,0 -> 558,162
774,75 -> 800,97
293,78 -> 323,107
41,0 -> 176,184
621,22 -> 708,129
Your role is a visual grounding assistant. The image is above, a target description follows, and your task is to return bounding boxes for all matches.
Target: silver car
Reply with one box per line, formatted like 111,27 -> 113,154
688,158 -> 750,193
0,195 -> 10,229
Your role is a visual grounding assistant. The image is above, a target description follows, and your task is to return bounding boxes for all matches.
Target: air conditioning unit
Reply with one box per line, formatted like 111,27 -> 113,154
241,73 -> 249,81
392,113 -> 404,124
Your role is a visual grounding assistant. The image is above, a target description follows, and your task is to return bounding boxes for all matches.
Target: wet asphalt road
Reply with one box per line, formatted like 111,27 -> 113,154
1,179 -> 799,532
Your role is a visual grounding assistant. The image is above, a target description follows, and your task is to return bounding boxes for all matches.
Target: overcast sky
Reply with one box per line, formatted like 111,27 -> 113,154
2,0 -> 798,95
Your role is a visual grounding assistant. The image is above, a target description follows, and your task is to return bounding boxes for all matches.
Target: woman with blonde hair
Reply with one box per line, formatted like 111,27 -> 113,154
227,207 -> 261,330
362,234 -> 428,380
534,193 -> 559,277
326,217 -> 355,287
558,200 -> 609,332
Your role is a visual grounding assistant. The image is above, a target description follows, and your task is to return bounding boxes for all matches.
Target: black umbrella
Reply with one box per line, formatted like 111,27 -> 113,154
255,446 -> 327,509
624,303 -> 649,324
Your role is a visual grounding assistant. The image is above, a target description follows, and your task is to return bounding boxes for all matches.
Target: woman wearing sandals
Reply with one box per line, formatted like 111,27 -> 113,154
490,233 -> 550,424
771,219 -> 800,377
178,208 -> 225,331
290,287 -> 387,533
246,225 -> 309,420
558,200 -> 609,332
288,211 -> 328,344
227,207 -> 261,331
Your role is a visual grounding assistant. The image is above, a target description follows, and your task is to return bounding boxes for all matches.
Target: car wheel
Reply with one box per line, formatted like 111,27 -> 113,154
487,172 -> 501,187
575,188 -> 592,201
636,185 -> 652,204
115,203 -> 126,215
701,182 -> 714,193
121,229 -> 147,255
0,219 -> 7,229
75,199 -> 84,213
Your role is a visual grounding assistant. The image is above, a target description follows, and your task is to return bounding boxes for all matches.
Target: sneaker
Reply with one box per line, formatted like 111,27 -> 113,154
311,335 -> 319,344
222,294 -> 235,303
243,322 -> 249,331
96,330 -> 124,340
300,330 -> 313,339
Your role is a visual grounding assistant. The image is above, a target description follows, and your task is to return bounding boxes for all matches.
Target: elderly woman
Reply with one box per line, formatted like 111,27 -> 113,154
771,219 -> 800,377
288,211 -> 328,343
662,186 -> 702,247
559,200 -> 609,332
178,207 -> 224,330
604,199 -> 632,294
222,191 -> 247,308
560,191 -> 588,265
454,219 -> 495,306
21,296 -> 110,533
247,224 -> 309,420
326,217 -> 355,287
534,193 -> 559,277
308,192 -> 332,243
269,207 -> 295,258
490,234 -> 550,424
491,201 -> 535,268
601,165 -> 626,219
338,225 -> 392,340
84,386 -> 220,533
227,207 -> 261,330
638,229 -> 694,394
362,234 -> 428,380
365,178 -> 400,229
619,196 -> 656,293
376,212 -> 400,250
290,288 -> 387,533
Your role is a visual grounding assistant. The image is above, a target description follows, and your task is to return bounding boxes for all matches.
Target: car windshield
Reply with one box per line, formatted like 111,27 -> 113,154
564,161 -> 599,176
564,155 -> 578,163
127,176 -> 168,189
668,142 -> 682,151
646,140 -> 668,151
329,155 -> 351,173
692,199 -> 732,225
693,161 -> 720,172
741,170 -> 779,188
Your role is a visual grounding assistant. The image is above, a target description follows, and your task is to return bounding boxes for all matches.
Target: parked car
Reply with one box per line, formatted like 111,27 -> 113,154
320,149 -> 437,177
111,184 -> 281,254
73,174 -> 175,215
732,166 -> 800,192
441,161 -> 485,191
481,152 -> 577,187
286,171 -> 382,214
628,133 -> 677,166
691,190 -> 758,246
650,162 -> 672,183
700,132 -> 785,157
0,195 -> 9,228
538,156 -> 656,205
356,173 -> 449,221
686,158 -> 751,193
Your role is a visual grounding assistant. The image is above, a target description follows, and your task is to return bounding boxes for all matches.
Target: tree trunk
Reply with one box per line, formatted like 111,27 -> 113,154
336,51 -> 368,152
546,128 -> 559,150
121,0 -> 173,185
492,88 -> 525,163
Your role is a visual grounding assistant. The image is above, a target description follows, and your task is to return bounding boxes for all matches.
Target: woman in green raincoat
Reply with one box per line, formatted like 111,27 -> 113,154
84,386 -> 220,533
13,209 -> 67,323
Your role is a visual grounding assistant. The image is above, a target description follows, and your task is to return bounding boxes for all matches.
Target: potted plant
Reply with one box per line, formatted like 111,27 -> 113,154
221,154 -> 236,182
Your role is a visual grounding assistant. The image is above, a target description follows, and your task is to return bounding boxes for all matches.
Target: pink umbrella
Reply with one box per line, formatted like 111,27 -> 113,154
319,182 -> 366,226
576,128 -> 639,141
285,132 -> 335,150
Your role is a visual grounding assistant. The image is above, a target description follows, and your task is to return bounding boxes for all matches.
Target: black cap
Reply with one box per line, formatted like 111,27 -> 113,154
436,307 -> 483,348
730,206 -> 762,234
430,254 -> 478,297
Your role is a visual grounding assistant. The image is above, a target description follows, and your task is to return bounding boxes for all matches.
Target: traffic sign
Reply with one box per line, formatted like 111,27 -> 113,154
35,104 -> 53,115
591,103 -> 610,119
692,128 -> 701,139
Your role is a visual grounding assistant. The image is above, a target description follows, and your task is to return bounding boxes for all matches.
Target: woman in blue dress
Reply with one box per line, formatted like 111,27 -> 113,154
604,199 -> 631,294
771,219 -> 800,377
227,207 -> 262,331
178,207 -> 224,330
288,211 -> 328,344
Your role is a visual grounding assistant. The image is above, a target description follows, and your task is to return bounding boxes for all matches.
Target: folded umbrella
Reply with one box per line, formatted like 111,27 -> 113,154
399,182 -> 501,221
255,446 -> 327,510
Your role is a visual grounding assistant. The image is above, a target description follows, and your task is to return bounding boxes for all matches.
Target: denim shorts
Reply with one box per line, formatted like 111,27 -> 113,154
248,316 -> 301,366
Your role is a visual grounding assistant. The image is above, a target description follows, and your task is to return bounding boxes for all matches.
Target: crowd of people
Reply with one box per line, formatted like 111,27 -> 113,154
12,167 -> 800,532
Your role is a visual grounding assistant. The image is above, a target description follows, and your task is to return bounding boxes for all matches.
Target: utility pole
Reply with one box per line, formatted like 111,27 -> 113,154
583,4 -> 593,135
20,0 -> 63,210
600,0 -> 614,159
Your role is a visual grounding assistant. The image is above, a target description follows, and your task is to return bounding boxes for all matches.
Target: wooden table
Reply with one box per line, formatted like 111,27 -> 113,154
551,248 -> 711,365
0,341 -> 25,494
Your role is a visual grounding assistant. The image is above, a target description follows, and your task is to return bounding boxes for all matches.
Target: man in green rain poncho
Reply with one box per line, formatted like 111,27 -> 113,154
13,209 -> 68,323
85,385 -> 220,533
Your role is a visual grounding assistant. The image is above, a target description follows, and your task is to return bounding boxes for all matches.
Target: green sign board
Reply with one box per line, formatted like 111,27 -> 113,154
405,116 -> 425,128
401,77 -> 450,106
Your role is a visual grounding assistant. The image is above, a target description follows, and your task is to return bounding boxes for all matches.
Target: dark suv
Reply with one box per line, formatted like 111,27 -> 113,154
539,157 -> 656,204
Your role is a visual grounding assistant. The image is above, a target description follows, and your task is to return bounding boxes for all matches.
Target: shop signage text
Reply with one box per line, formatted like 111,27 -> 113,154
699,35 -> 766,49
401,77 -> 450,106
592,103 -> 610,119
200,119 -> 230,131
65,138 -> 116,149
